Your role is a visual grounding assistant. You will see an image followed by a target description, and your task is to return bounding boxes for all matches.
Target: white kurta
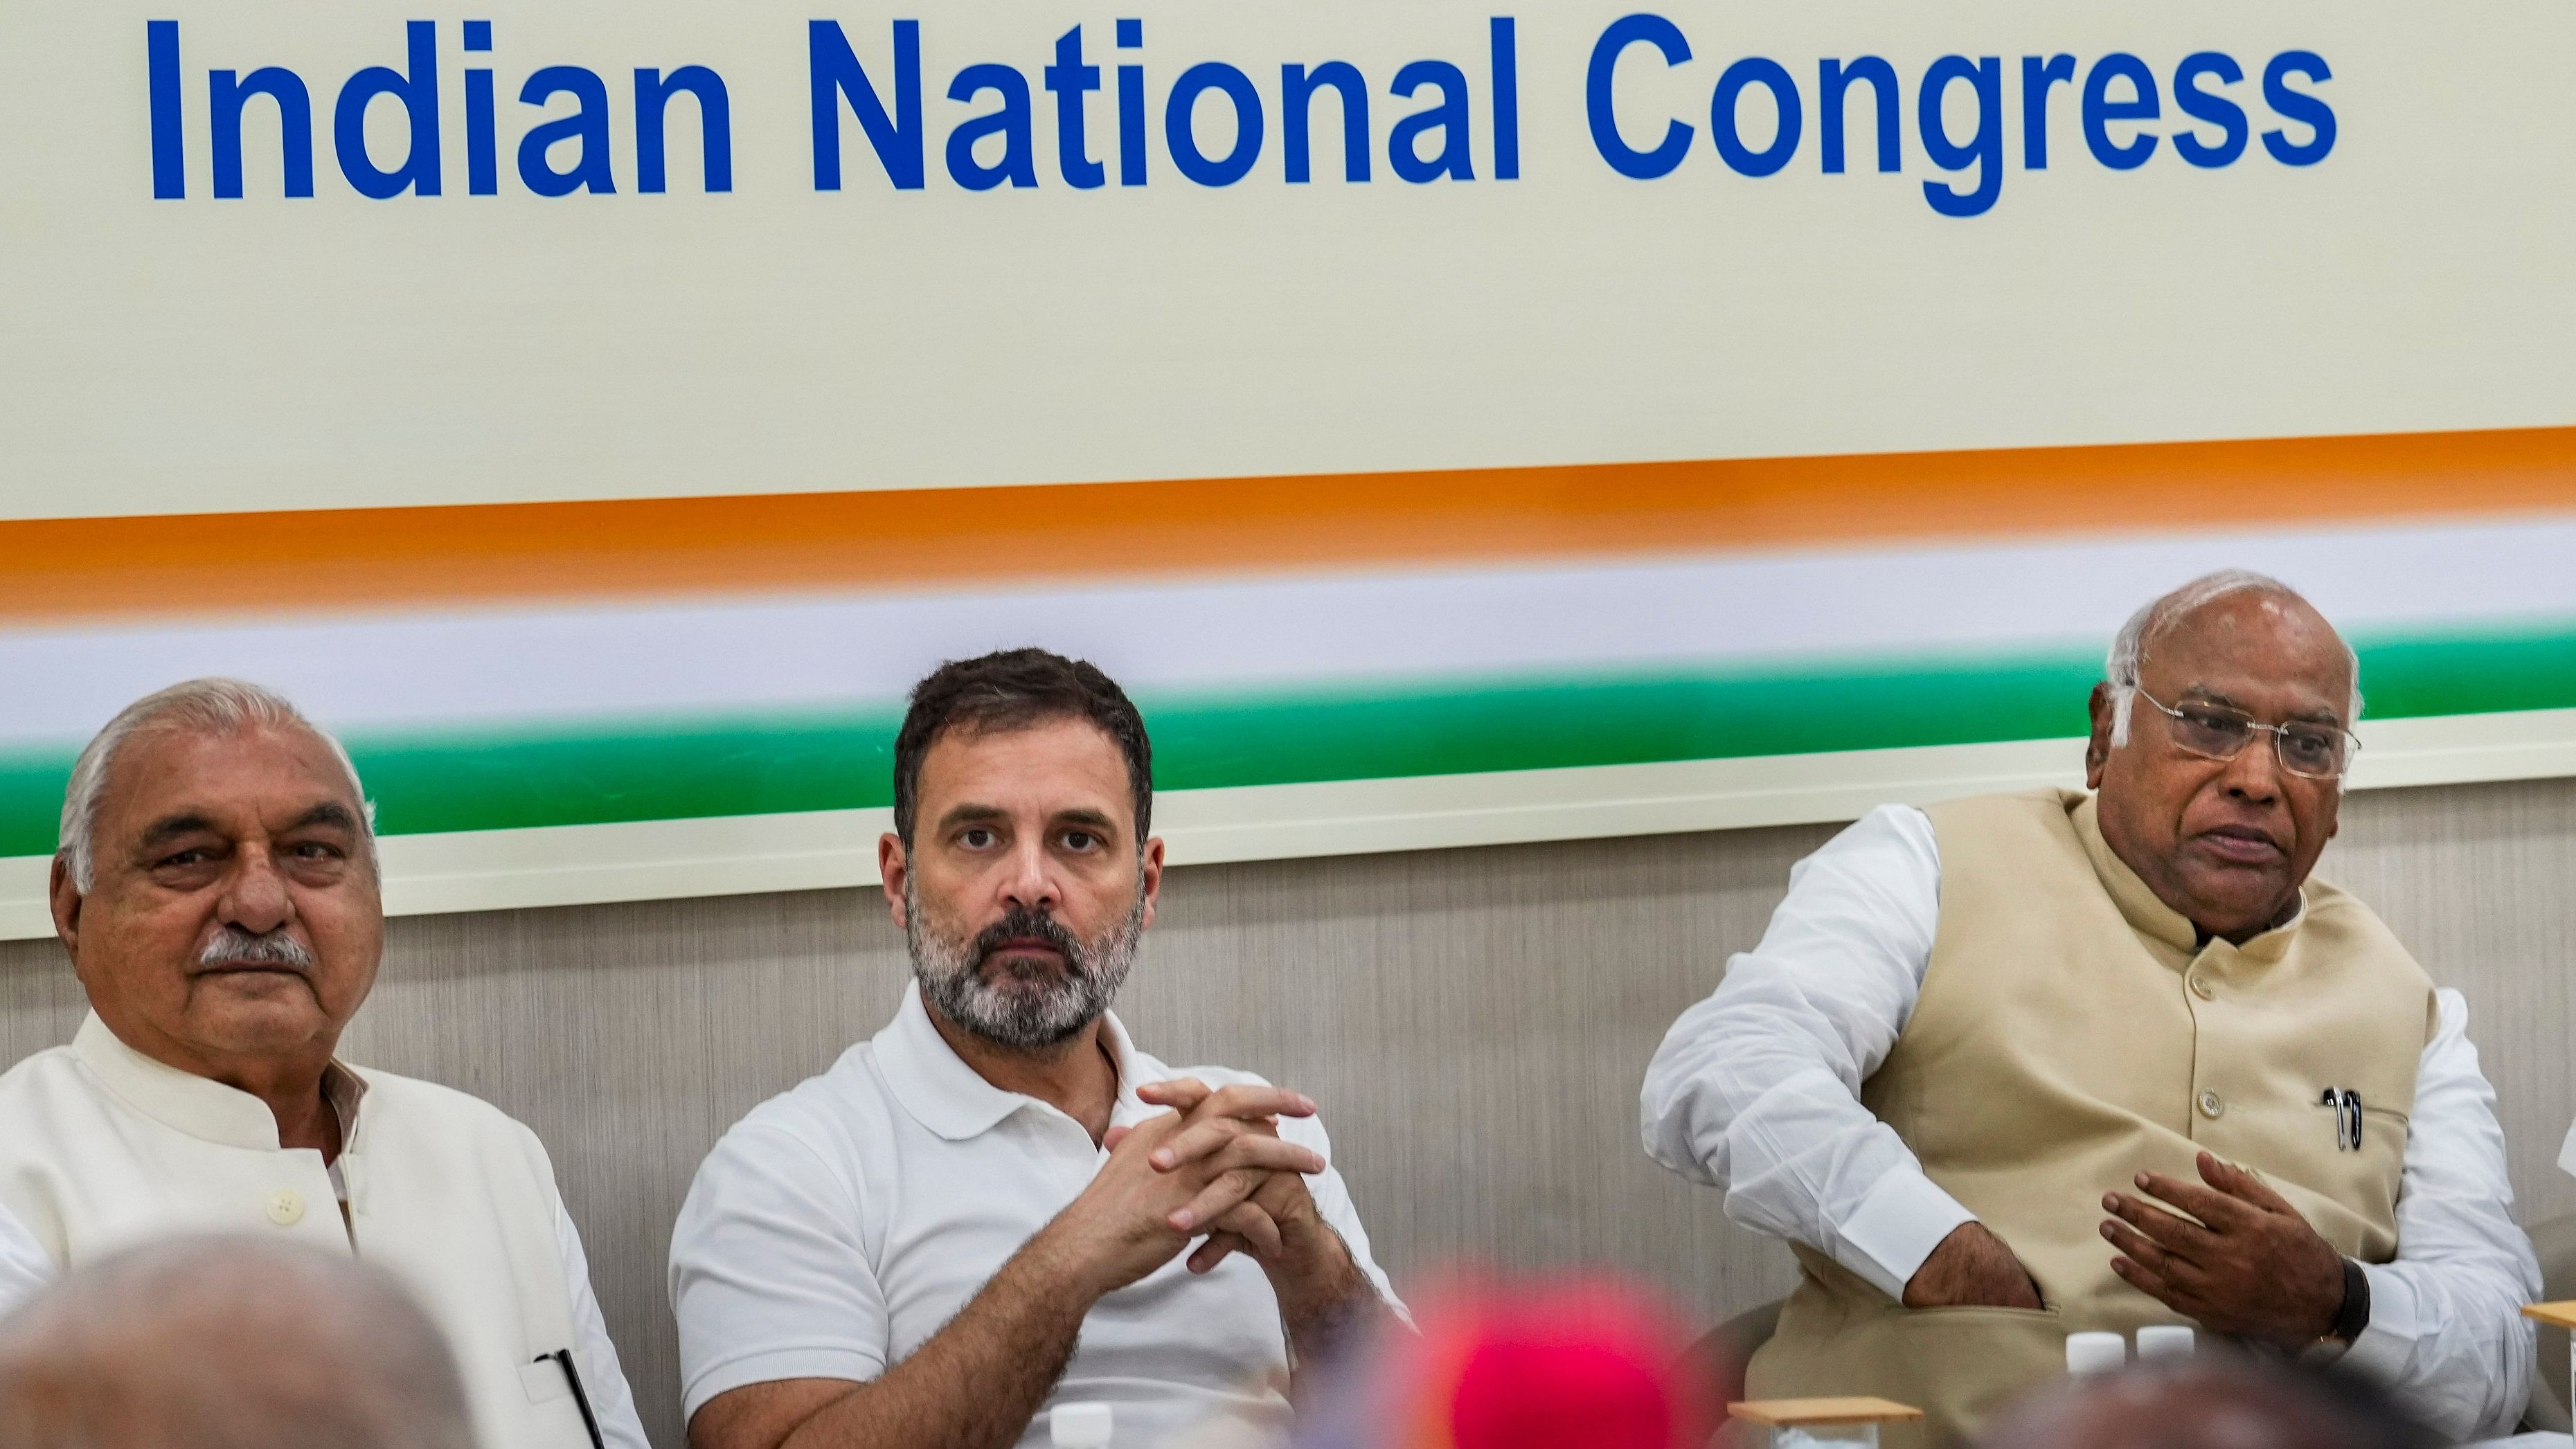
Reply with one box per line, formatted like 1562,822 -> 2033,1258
0,1015 -> 647,1449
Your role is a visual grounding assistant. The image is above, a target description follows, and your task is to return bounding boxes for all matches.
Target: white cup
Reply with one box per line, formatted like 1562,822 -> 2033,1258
2065,1331 -> 2127,1376
2136,1325 -> 2195,1361
1050,1403 -> 1113,1449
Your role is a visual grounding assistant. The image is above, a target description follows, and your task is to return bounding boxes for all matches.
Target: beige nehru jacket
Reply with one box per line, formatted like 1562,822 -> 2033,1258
0,1015 -> 616,1449
1748,789 -> 2435,1446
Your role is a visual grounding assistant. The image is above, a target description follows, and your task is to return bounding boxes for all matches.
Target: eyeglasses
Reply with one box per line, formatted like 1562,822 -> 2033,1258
2134,687 -> 2359,780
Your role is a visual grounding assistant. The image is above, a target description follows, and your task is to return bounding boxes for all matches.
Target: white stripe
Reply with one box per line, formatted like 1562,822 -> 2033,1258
6,513 -> 2575,743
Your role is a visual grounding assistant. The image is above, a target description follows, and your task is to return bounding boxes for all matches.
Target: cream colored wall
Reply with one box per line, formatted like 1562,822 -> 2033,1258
1,777 -> 2570,1448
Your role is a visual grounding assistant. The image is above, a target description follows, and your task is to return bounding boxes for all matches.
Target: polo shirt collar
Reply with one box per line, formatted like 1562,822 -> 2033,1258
875,980 -> 1147,1142
71,1011 -> 368,1153
2072,791 -> 2308,961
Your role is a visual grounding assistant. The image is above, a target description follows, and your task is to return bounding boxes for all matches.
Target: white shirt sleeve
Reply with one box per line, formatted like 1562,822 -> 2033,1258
553,1198 -> 652,1449
2339,989 -> 2541,1443
1638,804 -> 1972,1300
0,1199 -> 53,1314
669,1122 -> 890,1425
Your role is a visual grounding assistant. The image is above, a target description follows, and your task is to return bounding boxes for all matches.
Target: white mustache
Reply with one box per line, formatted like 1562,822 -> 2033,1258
198,928 -> 314,971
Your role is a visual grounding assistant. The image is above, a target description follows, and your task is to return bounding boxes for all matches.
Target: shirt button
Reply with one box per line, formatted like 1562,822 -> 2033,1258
2189,975 -> 2215,1001
265,1189 -> 306,1227
2197,1090 -> 2225,1119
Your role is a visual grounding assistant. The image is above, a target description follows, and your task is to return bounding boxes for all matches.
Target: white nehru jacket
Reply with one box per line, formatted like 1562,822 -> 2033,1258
671,982 -> 1402,1448
1641,804 -> 2541,1443
0,1016 -> 648,1449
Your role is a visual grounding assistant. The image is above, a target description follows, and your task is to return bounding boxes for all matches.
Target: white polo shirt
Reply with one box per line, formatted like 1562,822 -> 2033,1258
669,982 -> 1400,1449
0,1199 -> 45,1313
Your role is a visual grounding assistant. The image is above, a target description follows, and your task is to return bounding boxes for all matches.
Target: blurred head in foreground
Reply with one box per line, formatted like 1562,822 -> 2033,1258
1979,1356 -> 2438,1449
0,1235 -> 474,1449
1293,1278 -> 1715,1449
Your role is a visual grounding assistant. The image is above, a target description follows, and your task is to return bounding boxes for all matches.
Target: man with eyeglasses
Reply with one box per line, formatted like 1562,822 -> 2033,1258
1642,571 -> 2539,1446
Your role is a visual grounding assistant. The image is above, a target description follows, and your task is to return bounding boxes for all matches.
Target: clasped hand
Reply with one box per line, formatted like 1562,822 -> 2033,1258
1042,1079 -> 1332,1300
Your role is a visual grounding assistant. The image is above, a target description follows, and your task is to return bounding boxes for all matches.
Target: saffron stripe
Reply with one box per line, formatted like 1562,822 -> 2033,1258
5,424 -> 2574,626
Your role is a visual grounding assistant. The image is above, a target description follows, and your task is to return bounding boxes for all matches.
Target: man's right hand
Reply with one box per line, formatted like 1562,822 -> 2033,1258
1902,1222 -> 2043,1310
1029,1084 -> 1327,1302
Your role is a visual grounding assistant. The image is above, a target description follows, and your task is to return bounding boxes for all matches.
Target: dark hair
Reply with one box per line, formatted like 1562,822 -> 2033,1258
892,649 -> 1153,847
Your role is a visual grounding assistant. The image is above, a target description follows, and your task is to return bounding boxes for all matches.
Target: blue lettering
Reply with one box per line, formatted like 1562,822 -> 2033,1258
946,64 -> 1037,190
147,20 -> 184,199
1044,27 -> 1104,189
1586,14 -> 1693,180
1388,60 -> 1473,183
1166,62 -> 1262,186
810,19 -> 922,191
2171,52 -> 2247,168
2082,52 -> 2159,171
1116,19 -> 1147,186
463,20 -> 496,195
1917,55 -> 2001,217
636,66 -> 732,192
2262,51 -> 2335,165
1709,57 -> 1799,177
518,65 -> 615,195
334,20 -> 442,199
1819,57 -> 1897,174
1283,63 -> 1369,183
2020,54 -> 2075,169
211,67 -> 313,198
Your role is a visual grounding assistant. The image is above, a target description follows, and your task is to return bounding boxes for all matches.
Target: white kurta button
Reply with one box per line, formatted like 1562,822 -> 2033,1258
265,1189 -> 306,1226
2189,975 -> 2215,1000
2197,1090 -> 2225,1119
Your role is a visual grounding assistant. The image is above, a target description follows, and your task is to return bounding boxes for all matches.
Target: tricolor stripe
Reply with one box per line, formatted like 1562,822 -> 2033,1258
9,428 -> 2575,937
6,510 -> 2576,854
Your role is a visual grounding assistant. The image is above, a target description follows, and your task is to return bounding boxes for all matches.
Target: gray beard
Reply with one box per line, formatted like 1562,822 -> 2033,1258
904,885 -> 1143,1052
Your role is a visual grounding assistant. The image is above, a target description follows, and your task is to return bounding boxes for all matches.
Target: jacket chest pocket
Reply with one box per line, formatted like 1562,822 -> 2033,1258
519,1358 -> 573,1405
516,1355 -> 604,1449
2302,1096 -> 2408,1250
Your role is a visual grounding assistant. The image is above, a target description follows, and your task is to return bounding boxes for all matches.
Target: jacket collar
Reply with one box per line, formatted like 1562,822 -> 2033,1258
72,1013 -> 368,1153
2072,790 -> 2307,964
873,980 -> 1147,1142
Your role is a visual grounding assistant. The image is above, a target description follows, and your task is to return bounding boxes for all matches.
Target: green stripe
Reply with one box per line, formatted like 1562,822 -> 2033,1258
5,625 -> 2574,854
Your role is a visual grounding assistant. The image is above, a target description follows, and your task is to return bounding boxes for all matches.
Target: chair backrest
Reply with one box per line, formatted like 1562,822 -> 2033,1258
1683,1299 -> 1779,1448
2526,1213 -> 2576,1432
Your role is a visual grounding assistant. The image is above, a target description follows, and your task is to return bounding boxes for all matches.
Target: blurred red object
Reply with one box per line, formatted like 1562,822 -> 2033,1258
1350,1278 -> 1717,1449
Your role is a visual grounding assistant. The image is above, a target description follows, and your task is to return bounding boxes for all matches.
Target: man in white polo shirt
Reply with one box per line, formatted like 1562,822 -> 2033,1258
671,649 -> 1401,1449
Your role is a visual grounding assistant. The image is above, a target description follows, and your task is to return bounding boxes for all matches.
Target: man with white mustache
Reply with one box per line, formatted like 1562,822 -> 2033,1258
0,678 -> 648,1449
672,649 -> 1402,1449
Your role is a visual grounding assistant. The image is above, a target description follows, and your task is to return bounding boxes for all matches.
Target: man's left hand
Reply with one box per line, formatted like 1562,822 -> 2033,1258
2100,1151 -> 2347,1350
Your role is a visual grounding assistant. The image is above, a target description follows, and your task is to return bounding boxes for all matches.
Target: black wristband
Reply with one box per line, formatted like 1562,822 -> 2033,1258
2329,1256 -> 2372,1345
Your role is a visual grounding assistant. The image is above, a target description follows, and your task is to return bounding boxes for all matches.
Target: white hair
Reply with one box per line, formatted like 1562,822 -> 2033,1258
57,679 -> 374,893
2103,570 -> 2363,747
